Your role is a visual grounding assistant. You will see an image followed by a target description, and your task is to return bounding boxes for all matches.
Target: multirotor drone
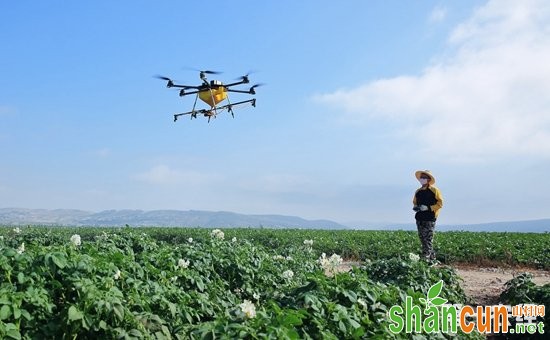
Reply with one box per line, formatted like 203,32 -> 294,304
156,70 -> 261,123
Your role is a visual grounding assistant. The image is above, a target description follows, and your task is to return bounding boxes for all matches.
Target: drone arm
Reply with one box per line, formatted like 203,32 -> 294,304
215,98 -> 256,111
178,90 -> 200,97
173,99 -> 256,122
169,84 -> 200,89
223,80 -> 248,88
226,89 -> 255,94
169,84 -> 190,89
174,109 -> 207,120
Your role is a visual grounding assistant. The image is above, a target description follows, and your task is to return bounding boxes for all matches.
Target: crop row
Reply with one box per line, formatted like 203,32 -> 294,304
2,226 -> 548,269
0,227 -> 484,339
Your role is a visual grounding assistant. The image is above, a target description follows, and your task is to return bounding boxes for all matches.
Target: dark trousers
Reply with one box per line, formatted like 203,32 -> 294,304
416,220 -> 436,260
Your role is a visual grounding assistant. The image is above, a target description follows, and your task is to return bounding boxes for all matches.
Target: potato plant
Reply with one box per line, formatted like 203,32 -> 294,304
0,226 -> 491,339
3,225 -> 548,338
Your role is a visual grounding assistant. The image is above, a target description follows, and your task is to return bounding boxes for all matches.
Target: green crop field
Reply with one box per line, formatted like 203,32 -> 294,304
1,226 -> 548,339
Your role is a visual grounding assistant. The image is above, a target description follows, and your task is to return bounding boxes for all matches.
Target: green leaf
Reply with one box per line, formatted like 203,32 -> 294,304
68,306 -> 83,321
195,277 -> 205,292
349,319 -> 361,329
184,311 -> 193,323
51,252 -> 68,269
338,320 -> 346,333
427,280 -> 443,300
113,303 -> 124,321
3,249 -> 16,257
6,329 -> 21,340
282,313 -> 303,327
128,329 -> 143,338
0,305 -> 11,320
352,326 -> 365,338
342,290 -> 357,303
430,297 -> 448,306
12,307 -> 21,320
168,302 -> 176,318
20,309 -> 31,321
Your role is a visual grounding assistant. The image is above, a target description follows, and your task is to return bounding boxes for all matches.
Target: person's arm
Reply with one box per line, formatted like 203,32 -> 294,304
429,186 -> 443,215
412,189 -> 418,206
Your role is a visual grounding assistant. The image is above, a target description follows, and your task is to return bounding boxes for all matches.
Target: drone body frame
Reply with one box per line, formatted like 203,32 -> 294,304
157,71 -> 260,123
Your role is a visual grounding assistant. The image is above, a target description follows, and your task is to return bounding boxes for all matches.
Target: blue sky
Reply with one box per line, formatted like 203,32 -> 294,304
1,0 -> 549,226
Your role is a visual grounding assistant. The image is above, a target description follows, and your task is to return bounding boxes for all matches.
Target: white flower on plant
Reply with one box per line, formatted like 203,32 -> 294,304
17,242 -> 25,254
253,293 -> 260,301
282,269 -> 294,280
239,299 -> 256,319
70,234 -> 81,246
318,253 -> 343,275
95,232 -> 109,242
13,227 -> 21,234
177,258 -> 190,269
357,298 -> 367,308
114,269 -> 122,280
232,237 -> 237,242
285,256 -> 293,261
272,255 -> 285,260
188,237 -> 193,243
408,253 -> 420,262
303,239 -> 313,253
211,229 -> 225,240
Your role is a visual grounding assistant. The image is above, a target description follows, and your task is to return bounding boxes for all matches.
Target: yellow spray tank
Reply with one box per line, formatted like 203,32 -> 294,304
198,80 -> 228,107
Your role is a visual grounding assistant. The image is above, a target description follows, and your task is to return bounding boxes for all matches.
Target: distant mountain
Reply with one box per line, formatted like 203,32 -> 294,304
0,208 -> 347,229
347,219 -> 550,233
440,219 -> 550,233
1,208 -> 548,232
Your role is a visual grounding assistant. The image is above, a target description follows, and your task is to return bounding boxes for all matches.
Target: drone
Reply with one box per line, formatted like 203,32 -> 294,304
156,70 -> 261,122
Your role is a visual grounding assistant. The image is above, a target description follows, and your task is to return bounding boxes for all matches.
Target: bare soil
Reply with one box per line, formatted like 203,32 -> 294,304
339,262 -> 550,306
453,264 -> 550,305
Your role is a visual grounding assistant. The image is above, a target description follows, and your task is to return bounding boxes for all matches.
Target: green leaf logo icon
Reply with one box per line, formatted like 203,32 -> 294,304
428,280 -> 443,299
426,280 -> 448,308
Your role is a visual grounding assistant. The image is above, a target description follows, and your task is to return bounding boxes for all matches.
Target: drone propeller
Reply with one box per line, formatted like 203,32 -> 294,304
181,67 -> 223,83
198,70 -> 222,82
200,70 -> 222,75
249,83 -> 264,94
235,75 -> 249,83
235,71 -> 257,84
155,75 -> 175,87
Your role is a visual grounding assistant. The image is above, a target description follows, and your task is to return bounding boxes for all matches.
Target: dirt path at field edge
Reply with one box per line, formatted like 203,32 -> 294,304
453,264 -> 550,305
338,262 -> 550,306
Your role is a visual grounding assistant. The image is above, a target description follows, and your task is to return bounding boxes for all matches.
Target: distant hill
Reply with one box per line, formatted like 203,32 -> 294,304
440,219 -> 550,233
348,219 -> 550,233
1,208 -> 548,232
0,208 -> 347,229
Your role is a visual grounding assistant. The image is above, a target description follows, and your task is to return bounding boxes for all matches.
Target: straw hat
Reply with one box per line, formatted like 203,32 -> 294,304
415,170 -> 436,185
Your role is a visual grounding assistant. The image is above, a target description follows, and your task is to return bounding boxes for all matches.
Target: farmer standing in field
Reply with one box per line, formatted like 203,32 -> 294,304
413,170 -> 443,262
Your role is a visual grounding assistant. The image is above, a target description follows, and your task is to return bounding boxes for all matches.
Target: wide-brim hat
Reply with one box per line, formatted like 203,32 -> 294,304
415,170 -> 436,185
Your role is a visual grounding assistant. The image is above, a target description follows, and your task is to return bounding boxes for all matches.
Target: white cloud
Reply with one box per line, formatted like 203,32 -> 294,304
315,0 -> 550,161
133,165 -> 219,186
429,6 -> 447,23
